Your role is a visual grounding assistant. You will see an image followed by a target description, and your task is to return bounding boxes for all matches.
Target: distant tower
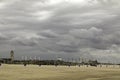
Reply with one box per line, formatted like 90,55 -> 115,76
10,50 -> 14,63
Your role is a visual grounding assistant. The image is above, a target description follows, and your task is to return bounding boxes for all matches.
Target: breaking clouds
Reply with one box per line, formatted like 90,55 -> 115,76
0,0 -> 120,63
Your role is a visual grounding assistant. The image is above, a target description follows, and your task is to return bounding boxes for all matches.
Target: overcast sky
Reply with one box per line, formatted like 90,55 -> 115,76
0,0 -> 120,63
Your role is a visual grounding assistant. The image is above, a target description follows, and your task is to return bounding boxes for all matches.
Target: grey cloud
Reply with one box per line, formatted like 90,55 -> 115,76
39,30 -> 59,38
0,0 -> 120,62
69,27 -> 102,39
8,31 -> 46,46
0,33 -> 8,40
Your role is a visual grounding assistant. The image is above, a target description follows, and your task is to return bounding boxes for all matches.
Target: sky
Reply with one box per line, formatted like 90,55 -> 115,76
0,0 -> 120,63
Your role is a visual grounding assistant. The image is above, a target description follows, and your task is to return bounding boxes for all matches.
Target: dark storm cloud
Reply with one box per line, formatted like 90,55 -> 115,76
0,0 -> 120,62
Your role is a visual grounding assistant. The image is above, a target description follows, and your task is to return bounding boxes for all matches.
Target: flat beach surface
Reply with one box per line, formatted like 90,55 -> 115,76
0,64 -> 120,80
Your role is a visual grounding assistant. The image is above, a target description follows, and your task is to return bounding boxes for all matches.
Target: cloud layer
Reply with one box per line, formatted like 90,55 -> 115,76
0,0 -> 120,63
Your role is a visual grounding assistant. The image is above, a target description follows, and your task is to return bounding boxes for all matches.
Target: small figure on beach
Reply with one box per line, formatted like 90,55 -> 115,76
38,63 -> 41,67
0,63 -> 1,66
24,63 -> 27,66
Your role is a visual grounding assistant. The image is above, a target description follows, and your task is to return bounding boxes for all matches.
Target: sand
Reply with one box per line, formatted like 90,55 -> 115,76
0,64 -> 120,80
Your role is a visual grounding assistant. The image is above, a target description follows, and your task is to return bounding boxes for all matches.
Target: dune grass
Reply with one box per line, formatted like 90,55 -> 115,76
0,64 -> 120,80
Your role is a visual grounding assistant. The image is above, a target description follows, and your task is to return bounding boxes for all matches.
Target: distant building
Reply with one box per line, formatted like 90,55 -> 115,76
57,57 -> 62,61
10,50 -> 14,63
0,50 -> 15,64
88,60 -> 98,66
0,58 -> 11,63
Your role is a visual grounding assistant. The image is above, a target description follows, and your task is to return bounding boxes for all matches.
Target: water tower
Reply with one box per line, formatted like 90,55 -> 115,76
10,50 -> 14,63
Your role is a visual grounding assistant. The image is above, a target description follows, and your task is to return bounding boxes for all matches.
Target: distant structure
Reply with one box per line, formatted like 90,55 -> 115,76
57,57 -> 62,61
10,50 -> 14,63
